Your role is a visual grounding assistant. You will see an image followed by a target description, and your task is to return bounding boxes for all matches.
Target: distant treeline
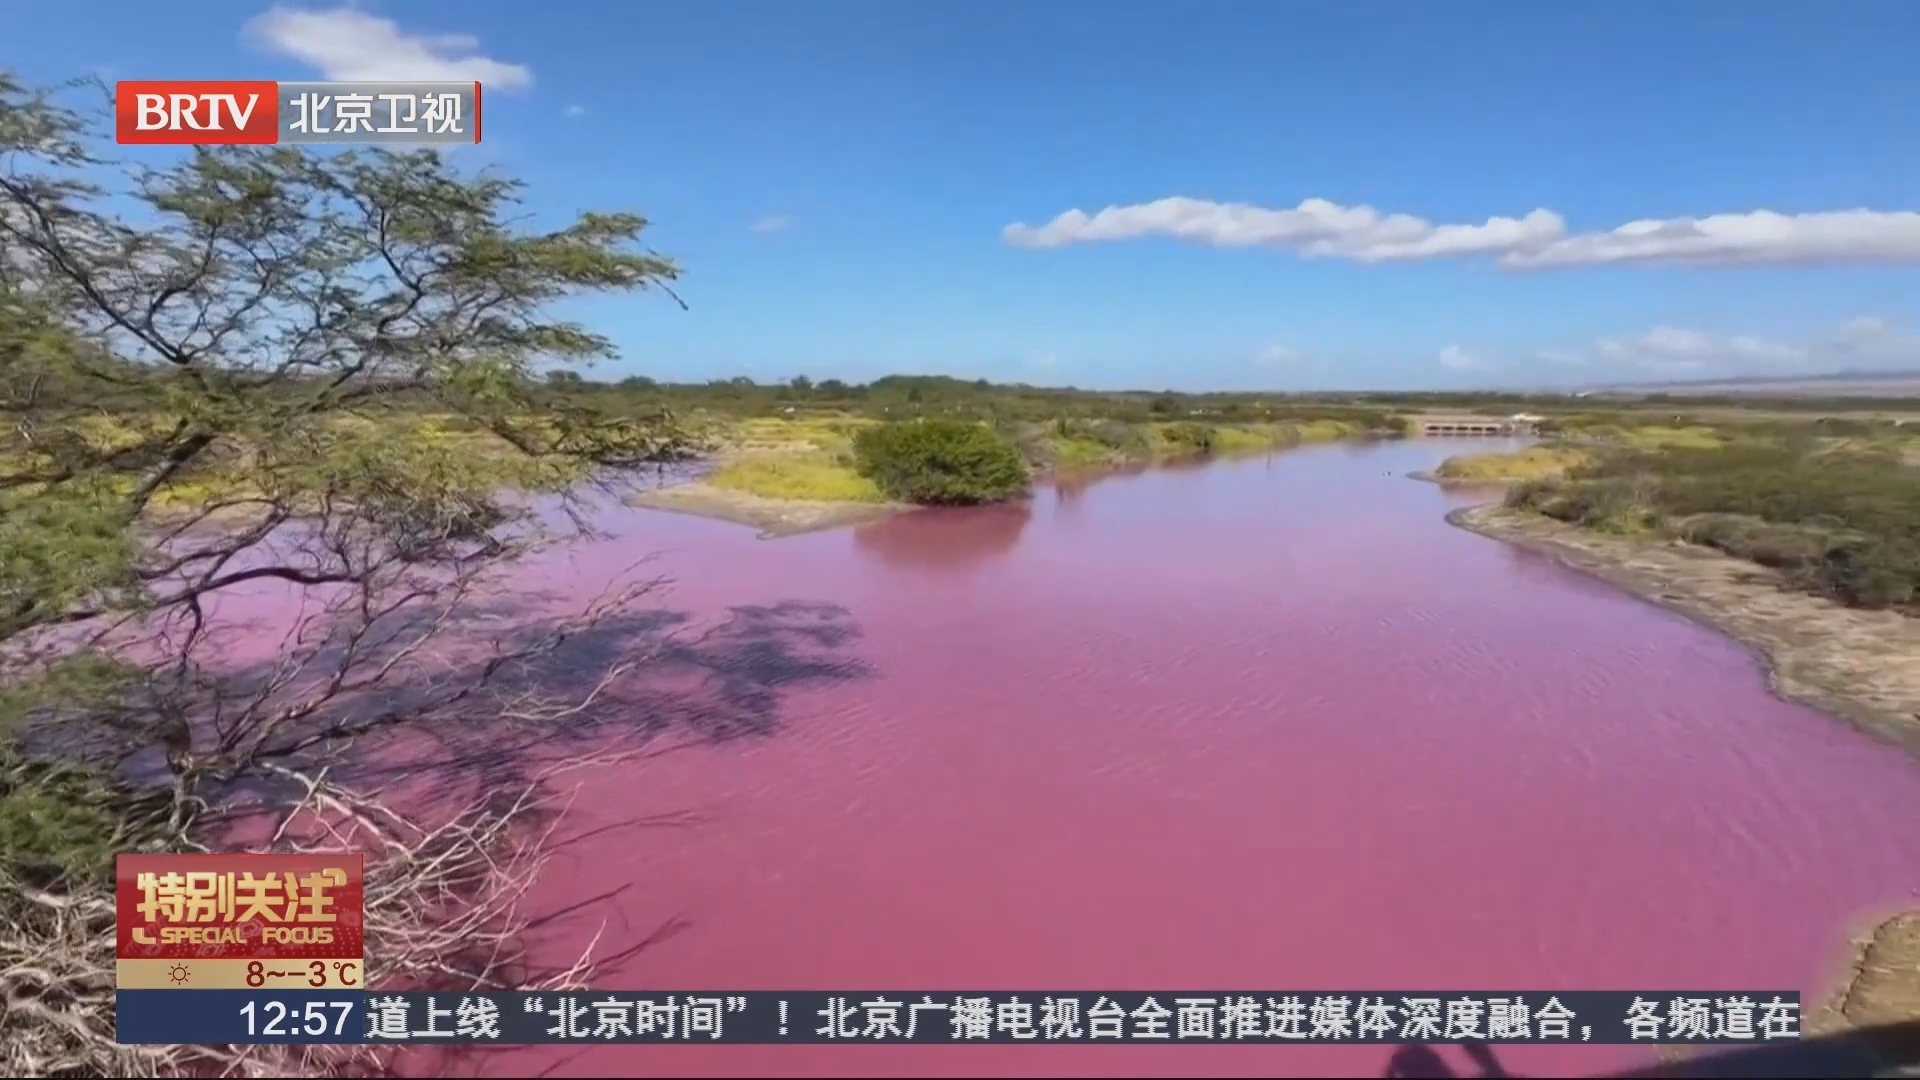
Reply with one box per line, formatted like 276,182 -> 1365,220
37,356 -> 1920,425
527,372 -> 1920,422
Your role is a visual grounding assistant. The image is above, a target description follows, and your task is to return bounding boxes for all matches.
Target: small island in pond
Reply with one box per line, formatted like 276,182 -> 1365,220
626,379 -> 1407,536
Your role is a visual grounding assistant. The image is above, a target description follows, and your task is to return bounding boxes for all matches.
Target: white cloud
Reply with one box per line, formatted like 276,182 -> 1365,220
243,7 -> 534,89
1254,344 -> 1305,366
1438,345 -> 1486,371
1593,326 -> 1808,372
563,104 -> 586,118
1559,317 -> 1920,376
749,214 -> 794,234
1033,352 -> 1058,368
1003,197 -> 1920,270
1537,348 -> 1587,366
1005,197 -> 1563,263
1507,210 -> 1920,270
1836,315 -> 1892,345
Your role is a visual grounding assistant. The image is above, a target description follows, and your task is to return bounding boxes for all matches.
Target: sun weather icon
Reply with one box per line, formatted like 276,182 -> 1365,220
167,963 -> 190,985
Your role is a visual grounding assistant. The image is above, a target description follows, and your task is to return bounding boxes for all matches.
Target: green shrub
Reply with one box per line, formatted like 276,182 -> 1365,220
1670,513 -> 1836,569
1044,436 -> 1114,467
1155,421 -> 1216,455
852,419 -> 1031,505
0,748 -> 170,891
1508,435 -> 1920,610
1088,419 -> 1150,453
1812,538 -> 1920,608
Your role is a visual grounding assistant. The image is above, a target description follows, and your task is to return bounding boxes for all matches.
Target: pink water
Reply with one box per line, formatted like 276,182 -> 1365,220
244,441 -> 1920,1075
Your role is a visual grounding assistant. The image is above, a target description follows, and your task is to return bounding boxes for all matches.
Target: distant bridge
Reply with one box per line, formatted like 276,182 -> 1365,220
1412,414 -> 1539,437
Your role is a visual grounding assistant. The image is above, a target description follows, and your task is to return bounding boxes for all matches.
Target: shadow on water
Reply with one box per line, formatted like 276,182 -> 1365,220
352,598 -> 874,792
99,595 -> 875,803
1381,1020 -> 1920,1078
852,501 -> 1034,574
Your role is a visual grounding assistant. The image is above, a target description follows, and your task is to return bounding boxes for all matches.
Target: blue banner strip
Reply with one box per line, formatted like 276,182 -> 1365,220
115,989 -> 1803,1046
117,989 -> 367,1044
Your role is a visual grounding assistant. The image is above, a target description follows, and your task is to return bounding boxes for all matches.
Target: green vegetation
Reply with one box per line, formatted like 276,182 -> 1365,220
1,73 -> 695,1073
1287,418 -> 1363,443
678,409 -> 1399,508
1538,417 -> 1725,450
1046,434 -> 1120,467
1013,417 -> 1140,469
1435,445 -> 1591,483
647,400 -> 1422,510
1507,434 -> 1920,610
851,418 -> 1032,505
1152,420 -> 1218,456
1619,425 -> 1724,450
708,455 -> 886,503
729,414 -> 870,454
1436,414 -> 1920,611
561,371 -> 1415,441
0,747 -> 171,891
694,415 -> 887,502
1210,425 -> 1279,453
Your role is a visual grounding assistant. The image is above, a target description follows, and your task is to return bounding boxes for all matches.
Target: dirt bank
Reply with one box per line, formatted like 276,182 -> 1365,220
1446,501 -> 1920,1036
629,480 -> 907,539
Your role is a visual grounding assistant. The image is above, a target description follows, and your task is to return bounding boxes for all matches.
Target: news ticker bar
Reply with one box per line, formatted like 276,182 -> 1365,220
114,81 -> 480,146
116,990 -> 1803,1046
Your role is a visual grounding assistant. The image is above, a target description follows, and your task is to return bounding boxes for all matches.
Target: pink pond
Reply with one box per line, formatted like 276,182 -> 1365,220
236,440 -> 1920,1075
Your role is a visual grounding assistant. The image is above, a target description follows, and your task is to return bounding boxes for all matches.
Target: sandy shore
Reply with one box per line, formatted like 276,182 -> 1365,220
1447,501 -> 1920,1036
629,480 -> 908,539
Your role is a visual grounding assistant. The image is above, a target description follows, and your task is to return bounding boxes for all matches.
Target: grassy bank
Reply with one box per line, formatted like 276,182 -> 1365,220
22,403 -> 1380,530
698,416 -> 887,503
1432,445 -> 1590,484
1434,417 -> 1920,611
672,412 -> 1391,510
707,457 -> 886,503
572,373 -> 1422,511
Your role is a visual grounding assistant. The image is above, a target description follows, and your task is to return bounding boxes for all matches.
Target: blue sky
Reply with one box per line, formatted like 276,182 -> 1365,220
11,1 -> 1920,391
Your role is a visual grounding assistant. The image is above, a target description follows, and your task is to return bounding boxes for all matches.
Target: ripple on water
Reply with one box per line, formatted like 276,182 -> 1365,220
370,442 -> 1920,1078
